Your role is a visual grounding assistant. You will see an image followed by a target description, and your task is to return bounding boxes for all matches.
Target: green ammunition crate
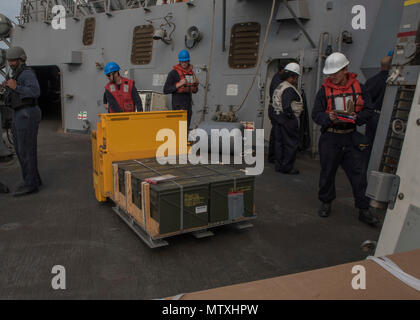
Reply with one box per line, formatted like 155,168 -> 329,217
116,159 -> 256,235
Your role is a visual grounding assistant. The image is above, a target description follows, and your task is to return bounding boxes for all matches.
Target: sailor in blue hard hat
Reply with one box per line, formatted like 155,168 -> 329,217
103,62 -> 143,113
163,50 -> 199,129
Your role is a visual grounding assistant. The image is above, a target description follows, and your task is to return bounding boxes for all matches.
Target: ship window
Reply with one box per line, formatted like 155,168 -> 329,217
82,17 -> 96,46
228,22 -> 261,69
131,25 -> 154,65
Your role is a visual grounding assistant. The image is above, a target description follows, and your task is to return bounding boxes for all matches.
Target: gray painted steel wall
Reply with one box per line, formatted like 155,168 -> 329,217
4,0 -> 402,144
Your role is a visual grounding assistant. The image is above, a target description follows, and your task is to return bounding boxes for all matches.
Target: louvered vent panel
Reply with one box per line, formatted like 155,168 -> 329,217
131,25 -> 154,65
83,18 -> 96,46
229,22 -> 261,69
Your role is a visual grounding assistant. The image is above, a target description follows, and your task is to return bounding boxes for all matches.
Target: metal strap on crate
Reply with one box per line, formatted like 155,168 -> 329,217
170,180 -> 184,232
126,171 -> 130,211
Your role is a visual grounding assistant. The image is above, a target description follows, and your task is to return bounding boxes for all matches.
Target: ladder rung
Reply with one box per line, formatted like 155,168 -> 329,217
395,98 -> 413,103
382,154 -> 400,160
381,162 -> 398,169
386,134 -> 405,141
384,144 -> 403,151
398,88 -> 415,93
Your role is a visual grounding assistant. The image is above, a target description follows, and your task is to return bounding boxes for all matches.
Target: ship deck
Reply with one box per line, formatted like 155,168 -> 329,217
0,119 -> 382,299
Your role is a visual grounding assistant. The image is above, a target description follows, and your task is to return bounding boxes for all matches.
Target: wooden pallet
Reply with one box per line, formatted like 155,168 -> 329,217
112,163 -> 256,247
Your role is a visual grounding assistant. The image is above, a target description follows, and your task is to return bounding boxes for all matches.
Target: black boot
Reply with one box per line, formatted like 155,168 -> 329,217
0,181 -> 9,193
319,202 -> 331,217
285,168 -> 300,175
13,185 -> 39,197
359,209 -> 379,227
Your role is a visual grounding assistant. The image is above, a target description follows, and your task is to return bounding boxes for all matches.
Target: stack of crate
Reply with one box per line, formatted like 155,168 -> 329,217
112,158 -> 256,239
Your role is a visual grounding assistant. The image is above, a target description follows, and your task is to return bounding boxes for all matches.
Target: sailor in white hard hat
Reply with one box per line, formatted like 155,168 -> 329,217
311,52 -> 378,227
271,62 -> 304,175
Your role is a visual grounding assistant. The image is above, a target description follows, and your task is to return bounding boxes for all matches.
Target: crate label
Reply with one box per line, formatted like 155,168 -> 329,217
184,193 -> 202,207
145,174 -> 177,184
195,205 -> 208,214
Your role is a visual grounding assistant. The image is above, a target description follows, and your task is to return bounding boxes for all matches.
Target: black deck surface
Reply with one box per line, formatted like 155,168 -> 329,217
0,120 -> 382,299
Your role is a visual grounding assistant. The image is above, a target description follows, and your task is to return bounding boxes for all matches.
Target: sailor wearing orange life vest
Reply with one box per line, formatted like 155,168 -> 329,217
312,52 -> 378,227
103,62 -> 143,113
163,50 -> 199,129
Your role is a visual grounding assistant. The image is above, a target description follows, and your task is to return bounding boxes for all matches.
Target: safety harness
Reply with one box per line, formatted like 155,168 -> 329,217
173,64 -> 198,94
105,77 -> 135,113
323,73 -> 364,114
272,81 -> 304,117
5,65 -> 38,110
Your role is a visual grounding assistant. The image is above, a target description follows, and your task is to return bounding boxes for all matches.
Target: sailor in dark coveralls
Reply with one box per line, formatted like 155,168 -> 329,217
267,70 -> 283,163
163,50 -> 199,130
312,52 -> 378,227
271,63 -> 304,175
1,46 -> 42,196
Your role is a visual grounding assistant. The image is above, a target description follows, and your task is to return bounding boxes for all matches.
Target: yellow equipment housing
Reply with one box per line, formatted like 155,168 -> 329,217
92,111 -> 187,202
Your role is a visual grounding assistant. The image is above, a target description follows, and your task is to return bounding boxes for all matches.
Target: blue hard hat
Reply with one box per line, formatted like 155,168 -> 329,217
387,50 -> 394,57
104,62 -> 120,75
178,50 -> 190,62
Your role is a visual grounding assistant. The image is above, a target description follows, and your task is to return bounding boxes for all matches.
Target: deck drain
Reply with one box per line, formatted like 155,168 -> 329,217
1,223 -> 21,231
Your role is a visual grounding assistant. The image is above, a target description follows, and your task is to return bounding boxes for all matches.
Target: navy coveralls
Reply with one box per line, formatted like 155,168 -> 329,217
312,85 -> 374,209
9,67 -> 42,189
365,70 -> 388,155
163,69 -> 193,129
273,87 -> 301,173
103,83 -> 143,113
268,73 -> 282,163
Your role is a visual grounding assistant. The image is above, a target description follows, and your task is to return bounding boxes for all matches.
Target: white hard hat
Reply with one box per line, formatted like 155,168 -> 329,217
323,52 -> 350,75
284,62 -> 301,76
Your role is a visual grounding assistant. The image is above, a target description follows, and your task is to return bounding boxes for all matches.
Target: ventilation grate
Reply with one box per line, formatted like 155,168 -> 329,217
131,25 -> 154,65
82,17 -> 96,46
228,22 -> 261,69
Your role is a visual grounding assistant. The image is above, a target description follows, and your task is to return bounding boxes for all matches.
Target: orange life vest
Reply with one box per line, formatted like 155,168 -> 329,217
323,73 -> 364,114
173,64 -> 199,94
105,77 -> 135,113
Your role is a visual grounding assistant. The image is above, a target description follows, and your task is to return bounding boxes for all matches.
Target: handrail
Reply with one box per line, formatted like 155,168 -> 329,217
17,0 -> 191,25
